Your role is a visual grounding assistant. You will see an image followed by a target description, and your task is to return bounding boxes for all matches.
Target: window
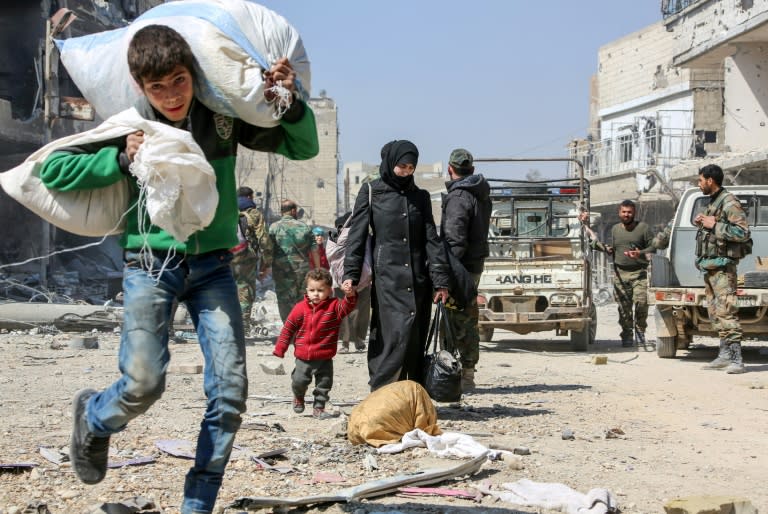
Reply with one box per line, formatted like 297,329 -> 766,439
618,134 -> 633,163
690,194 -> 768,226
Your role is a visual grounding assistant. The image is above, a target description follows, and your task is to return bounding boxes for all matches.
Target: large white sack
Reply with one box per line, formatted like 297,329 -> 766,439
0,108 -> 218,241
56,0 -> 310,127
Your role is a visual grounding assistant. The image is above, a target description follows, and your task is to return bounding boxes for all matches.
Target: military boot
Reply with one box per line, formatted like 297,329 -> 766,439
724,342 -> 747,374
702,340 -> 730,370
461,368 -> 476,392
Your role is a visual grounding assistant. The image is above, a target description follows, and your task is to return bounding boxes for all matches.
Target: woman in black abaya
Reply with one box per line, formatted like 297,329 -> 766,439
342,140 -> 450,390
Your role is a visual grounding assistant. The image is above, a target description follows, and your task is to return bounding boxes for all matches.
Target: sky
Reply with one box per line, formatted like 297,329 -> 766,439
256,1 -> 662,178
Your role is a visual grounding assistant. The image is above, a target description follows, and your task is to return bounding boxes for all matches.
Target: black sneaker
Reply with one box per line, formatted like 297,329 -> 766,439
70,389 -> 110,485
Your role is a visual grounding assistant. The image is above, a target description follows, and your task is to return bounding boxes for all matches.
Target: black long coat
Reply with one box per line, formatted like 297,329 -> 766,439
344,178 -> 450,390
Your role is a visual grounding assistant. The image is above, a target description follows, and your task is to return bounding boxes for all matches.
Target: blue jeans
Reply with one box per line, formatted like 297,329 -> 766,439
86,249 -> 248,514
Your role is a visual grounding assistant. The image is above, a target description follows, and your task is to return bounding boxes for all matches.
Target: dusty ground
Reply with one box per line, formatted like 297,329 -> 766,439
0,302 -> 767,514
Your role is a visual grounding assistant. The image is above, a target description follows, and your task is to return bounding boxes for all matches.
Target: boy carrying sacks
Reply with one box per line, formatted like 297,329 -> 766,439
273,268 -> 357,418
40,25 -> 318,514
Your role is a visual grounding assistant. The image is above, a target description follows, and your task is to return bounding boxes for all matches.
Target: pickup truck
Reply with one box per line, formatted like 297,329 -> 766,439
648,185 -> 768,358
476,175 -> 596,351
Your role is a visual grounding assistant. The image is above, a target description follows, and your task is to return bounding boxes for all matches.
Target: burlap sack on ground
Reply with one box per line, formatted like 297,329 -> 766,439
347,380 -> 442,447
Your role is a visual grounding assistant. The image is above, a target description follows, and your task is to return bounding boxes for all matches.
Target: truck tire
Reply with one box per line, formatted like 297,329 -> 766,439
479,326 -> 494,342
743,271 -> 768,288
570,303 -> 597,351
657,336 -> 677,358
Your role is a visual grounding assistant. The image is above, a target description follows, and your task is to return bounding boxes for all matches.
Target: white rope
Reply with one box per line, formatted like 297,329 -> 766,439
266,80 -> 293,120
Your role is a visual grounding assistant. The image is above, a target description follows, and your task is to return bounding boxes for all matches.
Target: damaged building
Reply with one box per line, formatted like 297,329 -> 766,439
0,1 -> 343,307
569,0 -> 768,285
0,1 -> 163,304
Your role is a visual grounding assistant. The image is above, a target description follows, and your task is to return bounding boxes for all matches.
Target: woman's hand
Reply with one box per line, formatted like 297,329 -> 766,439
341,279 -> 356,296
433,288 -> 449,304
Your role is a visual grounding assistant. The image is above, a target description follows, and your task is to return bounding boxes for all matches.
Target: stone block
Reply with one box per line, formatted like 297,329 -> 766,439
664,496 -> 757,514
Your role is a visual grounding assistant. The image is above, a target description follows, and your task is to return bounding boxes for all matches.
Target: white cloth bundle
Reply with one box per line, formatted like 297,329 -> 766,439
0,108 -> 217,241
56,0 -> 310,127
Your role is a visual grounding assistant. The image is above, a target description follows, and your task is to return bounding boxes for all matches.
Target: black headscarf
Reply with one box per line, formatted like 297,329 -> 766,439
379,140 -> 419,190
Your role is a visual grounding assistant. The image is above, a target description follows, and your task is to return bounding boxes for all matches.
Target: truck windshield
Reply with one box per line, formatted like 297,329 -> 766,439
690,194 -> 768,226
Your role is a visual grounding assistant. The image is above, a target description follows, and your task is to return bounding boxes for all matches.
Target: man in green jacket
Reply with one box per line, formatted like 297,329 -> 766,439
39,25 -> 318,514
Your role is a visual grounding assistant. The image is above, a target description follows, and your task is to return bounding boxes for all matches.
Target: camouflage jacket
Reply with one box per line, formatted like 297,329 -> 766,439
696,188 -> 750,270
269,215 -> 314,275
241,207 -> 273,267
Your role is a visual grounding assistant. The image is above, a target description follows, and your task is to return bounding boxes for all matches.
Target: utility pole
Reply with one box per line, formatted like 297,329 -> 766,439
41,8 -> 75,288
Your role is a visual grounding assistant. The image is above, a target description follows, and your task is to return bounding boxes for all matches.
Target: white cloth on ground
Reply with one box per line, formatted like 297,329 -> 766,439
476,479 -> 617,514
377,428 -> 501,460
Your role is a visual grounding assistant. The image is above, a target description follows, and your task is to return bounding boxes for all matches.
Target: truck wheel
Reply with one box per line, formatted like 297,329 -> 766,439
657,336 -> 677,358
479,326 -> 494,342
570,303 -> 597,352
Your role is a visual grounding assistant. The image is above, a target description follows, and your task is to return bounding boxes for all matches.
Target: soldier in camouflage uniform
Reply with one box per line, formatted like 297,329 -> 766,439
269,199 -> 320,321
694,164 -> 751,374
231,187 -> 273,335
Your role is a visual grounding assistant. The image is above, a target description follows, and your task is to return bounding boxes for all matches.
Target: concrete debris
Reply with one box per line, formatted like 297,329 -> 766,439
259,358 -> 286,375
69,335 -> 99,349
561,428 -> 576,440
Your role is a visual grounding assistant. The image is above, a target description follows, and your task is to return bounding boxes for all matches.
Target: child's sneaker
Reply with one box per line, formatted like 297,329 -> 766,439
292,397 -> 305,413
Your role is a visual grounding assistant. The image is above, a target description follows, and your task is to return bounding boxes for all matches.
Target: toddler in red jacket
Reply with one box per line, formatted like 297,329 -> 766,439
273,268 -> 357,417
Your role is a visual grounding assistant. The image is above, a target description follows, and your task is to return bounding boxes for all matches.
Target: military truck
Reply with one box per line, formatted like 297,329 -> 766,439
648,185 -> 768,358
476,167 -> 596,351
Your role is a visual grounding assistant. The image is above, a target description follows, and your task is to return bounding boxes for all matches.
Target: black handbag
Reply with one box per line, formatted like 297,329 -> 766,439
422,301 -> 462,402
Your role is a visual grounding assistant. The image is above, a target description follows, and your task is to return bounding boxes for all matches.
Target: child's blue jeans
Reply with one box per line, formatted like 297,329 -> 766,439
86,249 -> 247,514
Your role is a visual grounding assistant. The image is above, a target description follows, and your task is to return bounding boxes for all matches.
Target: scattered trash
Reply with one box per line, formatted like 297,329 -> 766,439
604,428 -> 625,439
362,453 -> 378,471
107,455 -> 155,469
0,462 -> 37,472
512,446 -> 531,456
69,335 -> 99,350
39,446 -> 68,465
259,358 -> 286,376
397,486 -> 482,502
591,355 -> 608,365
85,495 -> 156,514
251,455 -> 293,474
155,439 -> 195,459
561,428 -> 575,440
20,500 -> 51,514
228,452 -> 487,510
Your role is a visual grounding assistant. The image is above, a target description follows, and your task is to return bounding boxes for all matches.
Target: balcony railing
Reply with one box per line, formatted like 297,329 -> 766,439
661,0 -> 705,18
568,126 -> 696,178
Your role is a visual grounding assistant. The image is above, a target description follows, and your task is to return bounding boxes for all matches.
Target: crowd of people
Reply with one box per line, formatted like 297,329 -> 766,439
33,21 -> 754,514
